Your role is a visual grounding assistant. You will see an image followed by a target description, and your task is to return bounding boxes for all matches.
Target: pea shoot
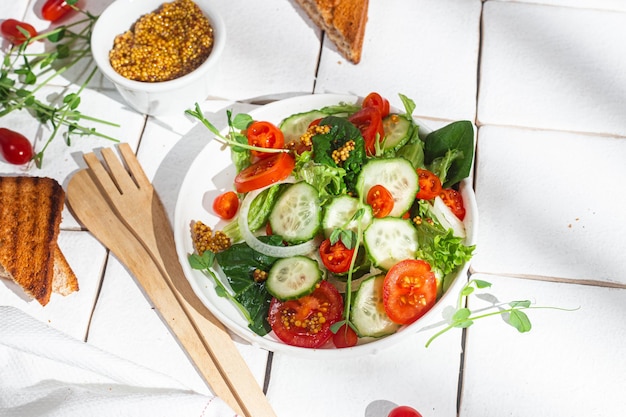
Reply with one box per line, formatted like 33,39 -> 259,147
0,0 -> 119,167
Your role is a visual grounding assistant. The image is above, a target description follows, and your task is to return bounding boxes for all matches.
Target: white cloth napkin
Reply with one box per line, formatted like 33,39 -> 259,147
0,306 -> 240,417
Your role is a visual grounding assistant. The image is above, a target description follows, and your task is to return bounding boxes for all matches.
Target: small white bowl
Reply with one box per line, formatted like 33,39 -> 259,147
91,0 -> 225,116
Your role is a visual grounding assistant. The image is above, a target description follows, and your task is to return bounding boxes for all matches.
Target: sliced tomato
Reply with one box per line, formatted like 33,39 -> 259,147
42,0 -> 76,22
362,92 -> 390,118
416,169 -> 442,200
234,152 -> 294,193
332,323 -> 358,348
348,107 -> 384,155
439,188 -> 466,220
383,259 -> 437,325
268,280 -> 344,348
246,121 -> 285,159
308,118 -> 322,127
319,238 -> 355,274
212,191 -> 239,220
1,19 -> 37,45
366,184 -> 394,218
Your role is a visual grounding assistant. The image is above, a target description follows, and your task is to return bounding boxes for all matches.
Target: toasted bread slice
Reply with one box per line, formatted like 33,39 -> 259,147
295,0 -> 369,64
0,176 -> 76,305
52,243 -> 79,296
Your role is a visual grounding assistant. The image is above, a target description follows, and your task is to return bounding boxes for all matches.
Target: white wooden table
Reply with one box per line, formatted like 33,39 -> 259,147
2,0 -> 626,416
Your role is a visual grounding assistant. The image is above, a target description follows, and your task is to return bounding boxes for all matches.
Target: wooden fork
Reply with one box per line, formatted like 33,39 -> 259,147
82,143 -> 276,417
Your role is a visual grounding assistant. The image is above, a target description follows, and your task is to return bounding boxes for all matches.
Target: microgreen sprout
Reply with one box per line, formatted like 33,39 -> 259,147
188,250 -> 254,326
424,278 -> 578,347
186,103 -> 288,155
329,207 -> 366,336
1,1 -> 120,167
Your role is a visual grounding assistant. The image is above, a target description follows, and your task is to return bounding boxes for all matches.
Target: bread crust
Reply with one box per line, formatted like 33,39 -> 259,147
0,176 -> 72,305
295,0 -> 369,64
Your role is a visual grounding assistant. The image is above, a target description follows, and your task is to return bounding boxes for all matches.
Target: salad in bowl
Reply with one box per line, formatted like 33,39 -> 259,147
176,92 -> 477,357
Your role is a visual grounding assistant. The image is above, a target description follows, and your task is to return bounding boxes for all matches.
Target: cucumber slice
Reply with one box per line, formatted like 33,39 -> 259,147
351,274 -> 401,338
381,114 -> 413,151
266,256 -> 322,300
363,217 -> 419,270
321,195 -> 373,238
279,110 -> 328,143
269,181 -> 321,244
356,157 -> 419,217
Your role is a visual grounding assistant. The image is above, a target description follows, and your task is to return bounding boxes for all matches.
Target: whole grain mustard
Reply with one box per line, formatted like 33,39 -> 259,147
109,0 -> 214,82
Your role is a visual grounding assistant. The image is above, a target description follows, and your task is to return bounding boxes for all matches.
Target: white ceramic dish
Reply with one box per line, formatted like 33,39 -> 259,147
90,0 -> 226,116
174,94 -> 478,358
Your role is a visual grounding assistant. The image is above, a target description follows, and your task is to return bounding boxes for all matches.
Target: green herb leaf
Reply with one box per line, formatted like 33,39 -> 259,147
507,309 -> 532,333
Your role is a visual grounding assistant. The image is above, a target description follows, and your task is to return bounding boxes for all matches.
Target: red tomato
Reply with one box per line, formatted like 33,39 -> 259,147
332,323 -> 358,348
308,118 -> 322,127
1,19 -> 37,45
268,281 -> 344,348
234,152 -> 295,193
362,92 -> 390,118
383,259 -> 437,325
439,188 -> 466,220
0,128 -> 34,165
416,169 -> 442,200
388,406 -> 423,417
319,238 -> 355,274
246,121 -> 285,159
42,0 -> 76,22
212,191 -> 239,220
366,184 -> 394,218
349,107 -> 384,155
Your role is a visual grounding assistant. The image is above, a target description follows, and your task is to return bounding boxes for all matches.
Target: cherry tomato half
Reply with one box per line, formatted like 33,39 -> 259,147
246,121 -> 285,159
42,0 -> 76,22
212,191 -> 239,220
234,152 -> 295,193
439,188 -> 466,220
319,238 -> 355,274
416,168 -> 442,200
268,280 -> 344,348
366,184 -> 394,218
348,106 -> 384,155
0,128 -> 34,165
362,92 -> 390,118
1,19 -> 37,45
388,405 -> 423,417
332,323 -> 358,348
383,259 -> 437,325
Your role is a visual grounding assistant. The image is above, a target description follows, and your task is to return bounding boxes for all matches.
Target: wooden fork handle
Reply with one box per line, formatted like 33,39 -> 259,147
66,170 -> 245,415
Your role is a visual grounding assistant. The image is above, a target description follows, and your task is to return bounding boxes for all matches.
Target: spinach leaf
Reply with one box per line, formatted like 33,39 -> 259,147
312,116 -> 367,193
215,235 -> 284,335
423,120 -> 474,187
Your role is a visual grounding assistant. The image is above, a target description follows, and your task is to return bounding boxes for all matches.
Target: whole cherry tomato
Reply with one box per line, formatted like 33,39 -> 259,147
362,92 -> 390,118
388,405 -> 423,417
439,188 -> 466,220
332,323 -> 358,348
212,191 -> 239,220
246,121 -> 285,159
1,19 -> 37,45
0,128 -> 34,165
366,184 -> 394,218
416,168 -> 442,200
42,0 -> 76,22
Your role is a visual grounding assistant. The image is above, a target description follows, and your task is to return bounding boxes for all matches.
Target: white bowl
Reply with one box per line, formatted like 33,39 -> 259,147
91,0 -> 225,116
174,94 -> 479,358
